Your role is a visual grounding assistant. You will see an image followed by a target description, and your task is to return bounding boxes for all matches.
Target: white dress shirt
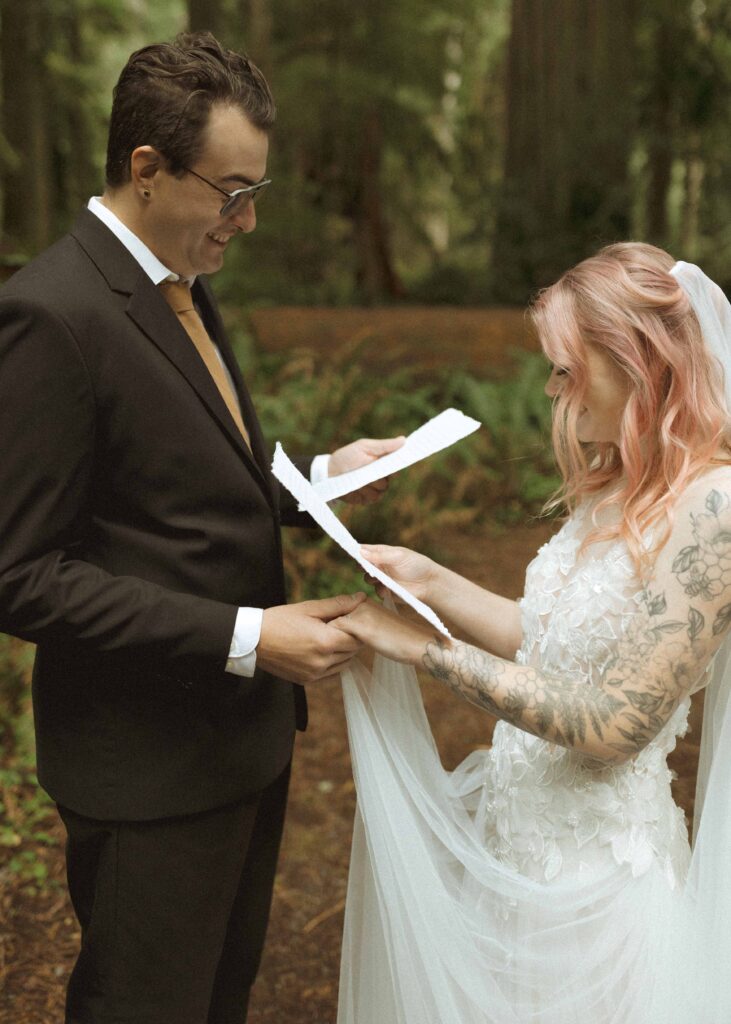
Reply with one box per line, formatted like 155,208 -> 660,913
87,198 -> 330,677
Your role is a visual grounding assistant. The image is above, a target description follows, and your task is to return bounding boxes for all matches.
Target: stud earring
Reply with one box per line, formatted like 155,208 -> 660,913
142,189 -> 151,199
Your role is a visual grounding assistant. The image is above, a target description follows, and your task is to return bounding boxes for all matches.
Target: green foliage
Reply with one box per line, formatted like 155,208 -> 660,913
0,635 -> 57,890
248,346 -> 559,599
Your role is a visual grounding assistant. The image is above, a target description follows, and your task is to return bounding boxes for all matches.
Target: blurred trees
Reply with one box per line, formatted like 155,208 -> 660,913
493,0 -> 638,301
1,0 -> 730,302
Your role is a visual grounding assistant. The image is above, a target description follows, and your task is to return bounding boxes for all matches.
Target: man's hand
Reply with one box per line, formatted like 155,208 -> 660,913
257,593 -> 367,684
328,436 -> 405,505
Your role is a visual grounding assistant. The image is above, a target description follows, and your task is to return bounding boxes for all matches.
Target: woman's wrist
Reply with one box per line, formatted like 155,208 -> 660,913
422,559 -> 447,606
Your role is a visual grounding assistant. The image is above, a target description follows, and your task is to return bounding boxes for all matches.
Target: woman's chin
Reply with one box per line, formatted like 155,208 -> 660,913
576,415 -> 590,443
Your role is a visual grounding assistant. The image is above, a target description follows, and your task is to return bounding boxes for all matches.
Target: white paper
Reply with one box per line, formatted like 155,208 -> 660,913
272,444 -> 451,637
313,407 -> 481,502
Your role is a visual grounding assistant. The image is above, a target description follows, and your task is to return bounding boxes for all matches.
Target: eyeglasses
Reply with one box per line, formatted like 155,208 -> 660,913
182,166 -> 271,217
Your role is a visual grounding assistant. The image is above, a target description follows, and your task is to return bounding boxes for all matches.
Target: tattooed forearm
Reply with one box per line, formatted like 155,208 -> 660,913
422,588 -> 709,764
419,486 -> 731,764
423,639 -> 627,755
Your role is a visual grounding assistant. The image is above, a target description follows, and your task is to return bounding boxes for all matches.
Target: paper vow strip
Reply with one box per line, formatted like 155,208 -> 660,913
272,443 -> 452,636
313,408 -> 481,502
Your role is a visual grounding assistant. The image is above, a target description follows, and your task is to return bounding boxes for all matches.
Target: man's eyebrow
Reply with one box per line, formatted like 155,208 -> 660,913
220,173 -> 262,188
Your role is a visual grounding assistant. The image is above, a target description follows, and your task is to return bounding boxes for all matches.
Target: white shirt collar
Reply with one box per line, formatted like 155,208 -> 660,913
87,197 -> 193,286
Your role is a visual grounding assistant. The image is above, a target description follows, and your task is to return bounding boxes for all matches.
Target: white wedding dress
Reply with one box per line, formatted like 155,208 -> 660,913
338,498 -> 731,1023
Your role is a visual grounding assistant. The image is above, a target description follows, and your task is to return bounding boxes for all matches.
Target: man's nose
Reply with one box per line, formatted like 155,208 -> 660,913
231,201 -> 257,234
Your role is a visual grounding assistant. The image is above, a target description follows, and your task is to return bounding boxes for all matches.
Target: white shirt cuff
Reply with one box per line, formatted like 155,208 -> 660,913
310,454 -> 331,484
226,606 -> 264,678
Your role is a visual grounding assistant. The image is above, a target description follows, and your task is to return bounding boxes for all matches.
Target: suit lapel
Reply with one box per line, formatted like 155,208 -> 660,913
71,209 -> 270,496
125,283 -> 265,482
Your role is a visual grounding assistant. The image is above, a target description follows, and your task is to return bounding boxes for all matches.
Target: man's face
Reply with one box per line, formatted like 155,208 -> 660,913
146,103 -> 269,278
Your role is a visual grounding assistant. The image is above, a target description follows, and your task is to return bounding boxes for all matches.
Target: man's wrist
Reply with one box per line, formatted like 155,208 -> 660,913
226,606 -> 264,678
310,454 -> 331,483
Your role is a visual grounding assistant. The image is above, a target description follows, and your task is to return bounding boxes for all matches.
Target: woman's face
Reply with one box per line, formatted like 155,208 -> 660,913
545,345 -> 630,445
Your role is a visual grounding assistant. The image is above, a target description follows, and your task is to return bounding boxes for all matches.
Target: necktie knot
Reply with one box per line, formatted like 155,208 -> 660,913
159,279 -> 195,316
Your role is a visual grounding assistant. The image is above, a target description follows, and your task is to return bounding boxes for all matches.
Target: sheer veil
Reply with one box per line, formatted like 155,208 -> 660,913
669,261 -> 731,1017
337,262 -> 731,1024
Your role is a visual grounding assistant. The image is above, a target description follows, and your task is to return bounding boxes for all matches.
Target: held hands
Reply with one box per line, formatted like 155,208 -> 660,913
331,597 -> 437,665
328,436 -> 405,505
257,593 -> 367,684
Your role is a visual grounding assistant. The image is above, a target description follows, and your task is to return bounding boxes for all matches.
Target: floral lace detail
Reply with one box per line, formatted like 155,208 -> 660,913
481,505 -> 692,886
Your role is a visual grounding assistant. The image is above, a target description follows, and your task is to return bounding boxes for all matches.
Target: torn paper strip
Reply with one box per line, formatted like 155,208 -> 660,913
272,443 -> 451,637
313,408 -> 481,503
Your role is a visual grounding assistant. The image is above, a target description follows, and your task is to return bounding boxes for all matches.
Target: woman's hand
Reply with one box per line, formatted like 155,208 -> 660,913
360,544 -> 439,603
331,597 -> 439,665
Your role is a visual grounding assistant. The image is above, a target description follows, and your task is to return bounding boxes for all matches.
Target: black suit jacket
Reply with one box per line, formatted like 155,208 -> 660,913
0,209 -> 308,820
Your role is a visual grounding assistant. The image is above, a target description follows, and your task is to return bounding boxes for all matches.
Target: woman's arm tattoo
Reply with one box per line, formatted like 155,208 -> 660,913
423,640 -> 626,752
421,488 -> 731,762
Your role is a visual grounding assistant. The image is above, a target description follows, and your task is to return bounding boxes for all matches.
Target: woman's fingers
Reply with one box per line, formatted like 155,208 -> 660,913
361,571 -> 391,600
360,543 -> 396,568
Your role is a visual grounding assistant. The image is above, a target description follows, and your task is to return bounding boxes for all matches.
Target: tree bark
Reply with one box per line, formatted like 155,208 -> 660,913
494,0 -> 638,302
54,4 -> 99,223
680,134 -> 704,260
645,17 -> 677,244
1,0 -> 52,254
188,0 -> 229,39
239,0 -> 272,70
353,110 -> 405,303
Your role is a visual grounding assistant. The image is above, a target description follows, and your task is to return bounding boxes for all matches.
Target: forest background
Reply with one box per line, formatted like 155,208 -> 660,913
1,0 -> 731,1019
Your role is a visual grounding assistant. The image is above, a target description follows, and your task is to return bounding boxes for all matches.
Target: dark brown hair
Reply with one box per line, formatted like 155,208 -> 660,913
105,31 -> 275,188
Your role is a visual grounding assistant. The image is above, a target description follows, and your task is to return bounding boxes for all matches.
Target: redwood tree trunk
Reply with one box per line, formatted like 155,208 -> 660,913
353,110 -> 405,303
494,0 -> 638,301
1,0 -> 52,254
239,0 -> 272,70
645,18 -> 675,244
188,0 -> 228,39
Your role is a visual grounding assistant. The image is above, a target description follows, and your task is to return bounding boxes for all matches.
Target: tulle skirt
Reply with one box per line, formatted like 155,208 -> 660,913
337,654 -> 730,1024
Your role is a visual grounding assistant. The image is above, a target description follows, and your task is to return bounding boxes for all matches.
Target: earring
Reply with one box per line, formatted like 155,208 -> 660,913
142,189 -> 151,199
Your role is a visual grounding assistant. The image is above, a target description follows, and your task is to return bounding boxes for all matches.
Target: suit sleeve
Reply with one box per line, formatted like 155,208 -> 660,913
0,297 -> 237,674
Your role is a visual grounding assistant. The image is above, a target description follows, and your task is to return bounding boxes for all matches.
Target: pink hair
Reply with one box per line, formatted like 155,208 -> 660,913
530,242 -> 731,574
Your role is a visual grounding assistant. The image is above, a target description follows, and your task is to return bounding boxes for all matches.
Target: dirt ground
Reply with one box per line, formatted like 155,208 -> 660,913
0,520 -> 703,1023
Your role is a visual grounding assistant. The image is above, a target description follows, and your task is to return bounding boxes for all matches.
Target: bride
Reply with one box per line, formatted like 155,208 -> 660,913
331,243 -> 731,1023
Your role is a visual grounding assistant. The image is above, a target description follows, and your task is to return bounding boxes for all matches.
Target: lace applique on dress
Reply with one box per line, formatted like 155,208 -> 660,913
481,504 -> 692,886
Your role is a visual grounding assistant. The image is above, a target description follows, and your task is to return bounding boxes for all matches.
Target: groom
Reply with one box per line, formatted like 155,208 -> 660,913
0,32 -> 399,1023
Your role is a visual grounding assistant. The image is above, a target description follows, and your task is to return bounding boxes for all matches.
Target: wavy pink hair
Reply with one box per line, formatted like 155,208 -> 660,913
530,242 -> 731,573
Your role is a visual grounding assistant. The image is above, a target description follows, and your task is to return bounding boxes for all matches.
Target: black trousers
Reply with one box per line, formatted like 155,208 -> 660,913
58,764 -> 291,1024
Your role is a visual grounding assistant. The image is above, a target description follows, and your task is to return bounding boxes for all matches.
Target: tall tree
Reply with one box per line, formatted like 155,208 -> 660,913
49,0 -> 111,227
1,0 -> 53,254
493,0 -> 638,302
188,0 -> 229,38
238,0 -> 272,71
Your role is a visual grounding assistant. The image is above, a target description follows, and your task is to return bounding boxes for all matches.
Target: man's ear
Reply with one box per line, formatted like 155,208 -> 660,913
129,146 -> 163,196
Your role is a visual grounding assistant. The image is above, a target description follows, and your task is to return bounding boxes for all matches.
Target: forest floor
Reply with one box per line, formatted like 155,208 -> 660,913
0,307 -> 703,1022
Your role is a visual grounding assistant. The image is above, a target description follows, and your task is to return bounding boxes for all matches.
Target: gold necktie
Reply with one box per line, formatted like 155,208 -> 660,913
159,280 -> 251,450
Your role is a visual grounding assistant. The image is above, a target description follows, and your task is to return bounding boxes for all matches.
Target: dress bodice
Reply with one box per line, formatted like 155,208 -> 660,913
481,503 -> 692,886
